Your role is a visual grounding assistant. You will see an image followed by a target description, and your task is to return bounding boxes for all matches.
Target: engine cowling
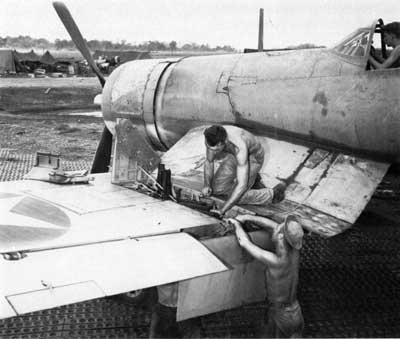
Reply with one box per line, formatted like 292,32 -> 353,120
101,59 -> 175,151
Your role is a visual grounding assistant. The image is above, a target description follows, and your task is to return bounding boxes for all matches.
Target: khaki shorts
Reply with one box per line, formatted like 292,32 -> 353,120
211,154 -> 273,206
212,154 -> 263,196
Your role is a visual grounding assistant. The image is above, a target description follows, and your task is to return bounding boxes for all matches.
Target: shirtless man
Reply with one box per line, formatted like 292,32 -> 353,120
369,21 -> 400,69
202,125 -> 285,217
229,214 -> 304,338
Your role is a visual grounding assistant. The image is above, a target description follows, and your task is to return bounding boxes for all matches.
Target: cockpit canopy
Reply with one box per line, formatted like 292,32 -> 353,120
331,19 -> 387,69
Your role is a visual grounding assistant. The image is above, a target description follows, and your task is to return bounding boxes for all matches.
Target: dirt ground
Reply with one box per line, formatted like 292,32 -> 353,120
0,110 -> 103,161
0,78 -> 102,113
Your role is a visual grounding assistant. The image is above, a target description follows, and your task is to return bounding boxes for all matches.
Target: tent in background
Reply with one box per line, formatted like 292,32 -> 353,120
0,49 -> 23,73
14,49 -> 41,72
15,49 -> 40,62
40,50 -> 57,65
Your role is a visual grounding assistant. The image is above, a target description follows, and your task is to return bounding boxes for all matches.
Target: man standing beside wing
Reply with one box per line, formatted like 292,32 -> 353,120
230,214 -> 305,338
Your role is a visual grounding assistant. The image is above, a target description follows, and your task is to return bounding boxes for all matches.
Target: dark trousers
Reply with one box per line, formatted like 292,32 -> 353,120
262,301 -> 304,338
149,303 -> 201,338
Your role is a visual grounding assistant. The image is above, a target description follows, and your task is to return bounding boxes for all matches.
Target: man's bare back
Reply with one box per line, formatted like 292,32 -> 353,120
265,248 -> 300,304
230,215 -> 304,338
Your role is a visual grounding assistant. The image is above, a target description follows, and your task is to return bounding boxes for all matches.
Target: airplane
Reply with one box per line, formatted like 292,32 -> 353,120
0,2 -> 399,323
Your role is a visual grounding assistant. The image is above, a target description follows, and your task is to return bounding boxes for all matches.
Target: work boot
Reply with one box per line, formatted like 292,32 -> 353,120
272,182 -> 287,203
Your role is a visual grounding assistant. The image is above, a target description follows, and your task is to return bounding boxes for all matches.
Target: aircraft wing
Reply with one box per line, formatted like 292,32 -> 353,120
161,126 -> 390,237
0,174 -> 227,319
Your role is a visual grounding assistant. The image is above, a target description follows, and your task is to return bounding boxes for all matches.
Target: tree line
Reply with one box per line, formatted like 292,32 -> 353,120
0,35 -> 237,52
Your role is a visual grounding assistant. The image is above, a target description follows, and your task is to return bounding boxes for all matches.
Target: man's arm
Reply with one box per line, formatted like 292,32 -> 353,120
368,46 -> 400,69
235,214 -> 278,230
220,146 -> 248,214
232,220 -> 279,266
370,46 -> 385,63
202,148 -> 215,196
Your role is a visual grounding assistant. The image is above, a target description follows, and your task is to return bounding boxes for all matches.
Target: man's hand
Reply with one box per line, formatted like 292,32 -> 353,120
200,186 -> 213,198
235,214 -> 248,223
228,218 -> 250,246
227,218 -> 240,227
210,207 -> 237,219
210,207 -> 224,218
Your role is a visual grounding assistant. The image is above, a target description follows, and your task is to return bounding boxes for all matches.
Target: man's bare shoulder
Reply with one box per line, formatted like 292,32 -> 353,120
223,125 -> 255,144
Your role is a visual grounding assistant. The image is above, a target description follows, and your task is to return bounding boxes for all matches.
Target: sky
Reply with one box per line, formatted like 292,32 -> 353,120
1,0 -> 399,50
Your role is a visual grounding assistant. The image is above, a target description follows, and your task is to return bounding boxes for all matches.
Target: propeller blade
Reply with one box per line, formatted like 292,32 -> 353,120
91,127 -> 113,174
53,2 -> 112,173
53,1 -> 105,87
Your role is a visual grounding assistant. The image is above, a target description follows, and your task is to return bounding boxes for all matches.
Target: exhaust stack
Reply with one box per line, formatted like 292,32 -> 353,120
258,8 -> 264,52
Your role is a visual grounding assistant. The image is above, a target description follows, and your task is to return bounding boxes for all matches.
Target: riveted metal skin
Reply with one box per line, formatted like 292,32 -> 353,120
102,20 -> 400,162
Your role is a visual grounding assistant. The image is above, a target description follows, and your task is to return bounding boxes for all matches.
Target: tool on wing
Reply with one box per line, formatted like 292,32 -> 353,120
48,169 -> 94,184
24,152 -> 94,184
137,164 -> 177,202
156,164 -> 174,200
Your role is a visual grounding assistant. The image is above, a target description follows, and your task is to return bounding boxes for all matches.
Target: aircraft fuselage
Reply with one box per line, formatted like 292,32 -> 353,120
102,49 -> 400,163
